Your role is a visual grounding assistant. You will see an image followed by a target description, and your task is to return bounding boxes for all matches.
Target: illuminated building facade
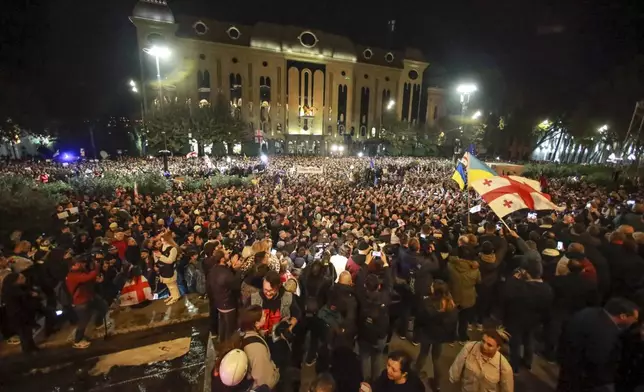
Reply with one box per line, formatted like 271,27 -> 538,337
131,0 -> 445,154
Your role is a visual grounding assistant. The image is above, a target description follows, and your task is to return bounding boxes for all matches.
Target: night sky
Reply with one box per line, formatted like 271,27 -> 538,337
1,0 -> 643,125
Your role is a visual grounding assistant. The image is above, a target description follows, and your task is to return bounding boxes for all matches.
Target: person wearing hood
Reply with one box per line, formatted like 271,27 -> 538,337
475,241 -> 501,329
499,253 -> 553,374
448,243 -> 481,344
2,272 -> 39,353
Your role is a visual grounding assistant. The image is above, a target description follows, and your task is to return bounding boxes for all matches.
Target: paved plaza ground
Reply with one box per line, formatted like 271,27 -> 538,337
0,296 -> 557,391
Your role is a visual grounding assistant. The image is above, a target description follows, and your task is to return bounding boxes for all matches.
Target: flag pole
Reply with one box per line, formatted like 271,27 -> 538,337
466,154 -> 470,226
498,215 -> 513,233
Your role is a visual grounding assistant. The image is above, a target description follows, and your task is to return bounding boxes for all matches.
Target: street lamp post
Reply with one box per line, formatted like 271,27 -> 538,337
142,46 -> 170,171
143,45 -> 171,111
455,83 -> 477,158
161,131 -> 169,172
129,80 -> 147,156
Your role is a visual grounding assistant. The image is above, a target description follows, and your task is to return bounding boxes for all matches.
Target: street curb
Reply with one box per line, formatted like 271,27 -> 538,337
203,332 -> 216,392
0,318 -> 210,377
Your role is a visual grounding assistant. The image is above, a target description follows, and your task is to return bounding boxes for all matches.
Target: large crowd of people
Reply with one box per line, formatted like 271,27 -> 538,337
1,155 -> 644,392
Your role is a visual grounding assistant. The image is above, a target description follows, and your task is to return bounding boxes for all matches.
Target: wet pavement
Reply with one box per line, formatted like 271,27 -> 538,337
0,319 -> 210,392
0,294 -> 210,359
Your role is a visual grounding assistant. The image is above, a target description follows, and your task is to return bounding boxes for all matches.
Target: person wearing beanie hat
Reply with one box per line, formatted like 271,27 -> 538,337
499,243 -> 554,373
476,241 -> 501,328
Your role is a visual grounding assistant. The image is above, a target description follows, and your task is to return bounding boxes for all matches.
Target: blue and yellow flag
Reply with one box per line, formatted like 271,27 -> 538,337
451,152 -> 497,190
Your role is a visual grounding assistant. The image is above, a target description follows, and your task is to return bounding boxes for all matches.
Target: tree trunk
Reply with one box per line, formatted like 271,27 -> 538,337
197,140 -> 204,156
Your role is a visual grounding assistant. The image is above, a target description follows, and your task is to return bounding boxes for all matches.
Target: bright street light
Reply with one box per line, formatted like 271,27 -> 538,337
472,110 -> 482,120
598,124 -> 609,134
143,45 -> 171,59
538,119 -> 551,129
331,144 -> 338,152
456,83 -> 477,95
386,100 -> 395,111
129,80 -> 136,87
357,152 -> 364,157
339,145 -> 345,152
260,154 -> 268,163
143,45 -> 171,110
131,86 -> 138,93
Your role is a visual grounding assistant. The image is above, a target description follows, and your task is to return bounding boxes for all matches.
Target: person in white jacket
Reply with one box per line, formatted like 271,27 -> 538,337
154,231 -> 180,305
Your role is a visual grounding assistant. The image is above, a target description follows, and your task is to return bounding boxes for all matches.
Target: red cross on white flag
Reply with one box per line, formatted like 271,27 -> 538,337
470,175 -> 562,217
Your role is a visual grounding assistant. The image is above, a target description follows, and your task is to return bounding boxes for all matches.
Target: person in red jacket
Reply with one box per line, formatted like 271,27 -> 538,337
112,232 -> 128,261
66,257 -> 108,349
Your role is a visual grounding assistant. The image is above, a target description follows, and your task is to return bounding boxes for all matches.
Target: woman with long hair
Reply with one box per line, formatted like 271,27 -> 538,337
154,231 -> 181,305
212,305 -> 279,391
415,279 -> 458,392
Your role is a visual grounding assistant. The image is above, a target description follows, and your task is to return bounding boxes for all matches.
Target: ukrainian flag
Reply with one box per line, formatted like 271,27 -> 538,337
451,152 -> 497,190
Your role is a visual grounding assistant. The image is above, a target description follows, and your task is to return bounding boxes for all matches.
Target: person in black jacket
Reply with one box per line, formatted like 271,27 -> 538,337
1,272 -> 39,353
300,259 -> 333,366
601,232 -> 644,300
475,241 -> 501,329
372,351 -> 425,392
356,252 -> 393,383
206,249 -> 243,340
543,258 -> 599,362
557,298 -> 640,392
499,258 -> 553,374
414,279 -> 457,391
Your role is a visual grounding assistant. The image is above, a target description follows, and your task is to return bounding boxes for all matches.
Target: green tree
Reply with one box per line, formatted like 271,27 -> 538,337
0,117 -> 24,158
145,95 -> 250,155
210,96 -> 252,155
379,113 -> 418,155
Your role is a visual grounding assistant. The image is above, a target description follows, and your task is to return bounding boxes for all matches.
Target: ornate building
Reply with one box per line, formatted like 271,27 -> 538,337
130,0 -> 445,154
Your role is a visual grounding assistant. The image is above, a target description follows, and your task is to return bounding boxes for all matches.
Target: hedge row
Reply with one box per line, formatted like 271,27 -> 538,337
0,172 -> 253,237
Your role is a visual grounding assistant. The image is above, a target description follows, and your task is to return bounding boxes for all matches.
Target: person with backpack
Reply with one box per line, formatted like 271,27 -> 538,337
300,259 -> 333,366
356,252 -> 392,384
212,305 -> 280,391
185,250 -> 207,295
447,244 -> 481,344
448,325 -> 514,392
250,270 -> 301,392
414,280 -> 458,392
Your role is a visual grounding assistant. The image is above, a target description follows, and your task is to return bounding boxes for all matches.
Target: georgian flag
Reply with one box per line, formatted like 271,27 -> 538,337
470,175 -> 562,217
119,276 -> 153,307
